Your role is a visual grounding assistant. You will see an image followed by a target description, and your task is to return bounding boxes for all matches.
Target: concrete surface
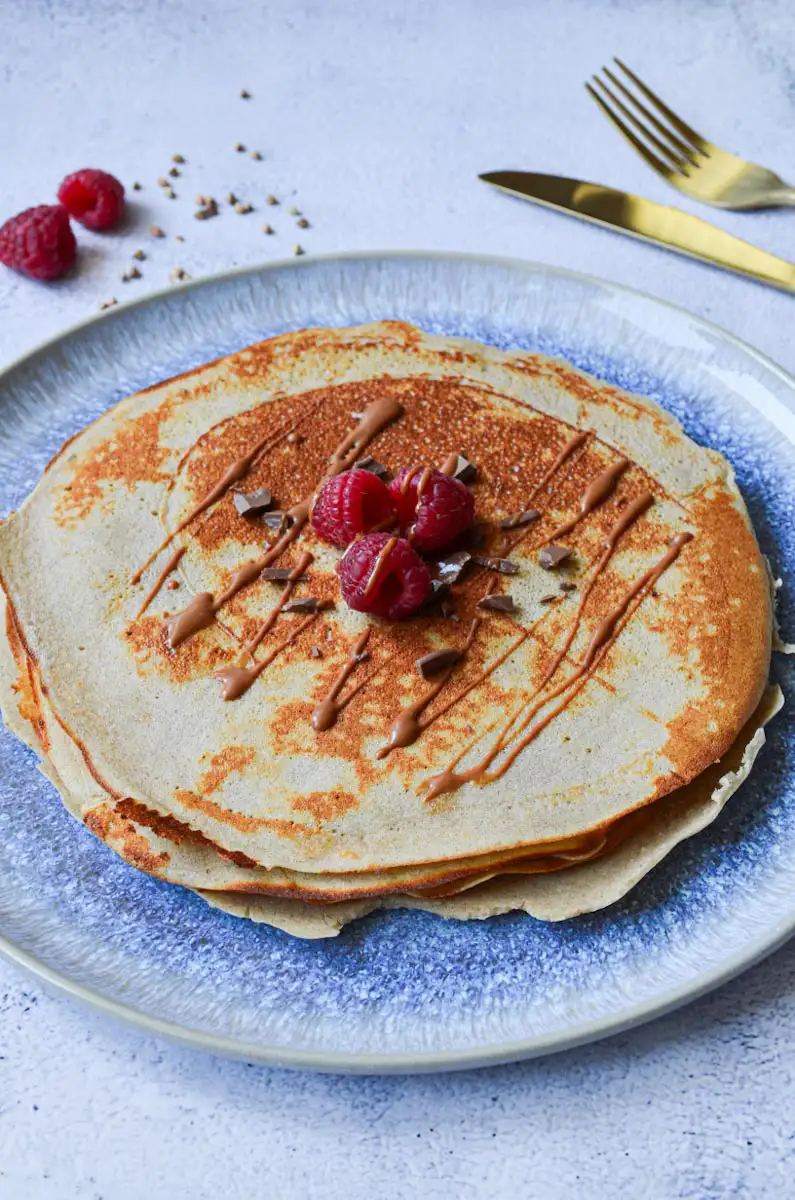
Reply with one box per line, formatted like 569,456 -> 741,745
2,2 -> 795,1196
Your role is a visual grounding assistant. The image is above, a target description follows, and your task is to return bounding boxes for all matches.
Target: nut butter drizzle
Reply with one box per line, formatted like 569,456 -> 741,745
500,450 -> 629,565
312,629 -> 371,731
421,531 -> 693,801
363,536 -> 398,597
422,492 -> 656,789
498,490 -> 654,746
414,467 -> 433,498
381,490 -> 645,757
403,493 -> 651,744
135,545 -> 187,617
164,395 -> 404,648
130,404 -> 320,586
377,580 -> 497,759
449,430 -> 591,596
376,442 -> 639,743
242,551 -> 314,658
531,429 -> 590,497
542,457 -> 629,546
213,614 -> 319,701
462,441 -> 626,599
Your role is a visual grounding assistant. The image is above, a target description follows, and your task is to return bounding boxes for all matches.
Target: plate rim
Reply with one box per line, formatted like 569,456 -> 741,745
2,912 -> 792,1075
1,247 -> 794,1074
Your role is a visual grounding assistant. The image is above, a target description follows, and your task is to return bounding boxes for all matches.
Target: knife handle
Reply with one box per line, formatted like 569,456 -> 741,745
579,184 -> 795,294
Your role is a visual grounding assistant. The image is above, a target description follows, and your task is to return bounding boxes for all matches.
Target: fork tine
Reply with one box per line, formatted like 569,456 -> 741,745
592,76 -> 688,172
602,68 -> 700,166
585,83 -> 675,180
613,58 -> 710,153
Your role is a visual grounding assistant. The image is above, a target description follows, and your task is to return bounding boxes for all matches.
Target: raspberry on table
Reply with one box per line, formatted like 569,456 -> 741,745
0,205 -> 77,281
388,468 -> 475,552
311,468 -> 397,547
337,533 -> 432,620
57,169 -> 125,231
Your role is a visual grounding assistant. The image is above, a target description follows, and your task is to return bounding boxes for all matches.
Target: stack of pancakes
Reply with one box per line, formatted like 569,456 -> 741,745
0,323 -> 779,938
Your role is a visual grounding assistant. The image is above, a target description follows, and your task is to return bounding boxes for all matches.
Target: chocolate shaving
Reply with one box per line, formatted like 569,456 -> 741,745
311,645 -> 323,658
354,456 -> 390,479
478,594 -> 516,613
463,523 -> 487,550
560,581 -> 577,593
233,488 -> 273,517
451,455 -> 477,485
472,555 -> 520,575
538,544 -> 572,570
417,579 -> 450,613
498,509 -> 540,530
417,578 -> 461,618
539,593 -> 558,604
283,597 -> 323,613
262,510 -> 293,531
416,648 -> 463,679
436,550 -> 472,584
260,567 -> 306,581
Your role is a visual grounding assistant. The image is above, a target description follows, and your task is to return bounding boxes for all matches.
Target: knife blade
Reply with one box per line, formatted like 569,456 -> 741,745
480,171 -> 795,294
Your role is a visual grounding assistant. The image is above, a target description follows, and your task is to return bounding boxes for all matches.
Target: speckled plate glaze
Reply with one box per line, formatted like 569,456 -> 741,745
0,252 -> 793,1074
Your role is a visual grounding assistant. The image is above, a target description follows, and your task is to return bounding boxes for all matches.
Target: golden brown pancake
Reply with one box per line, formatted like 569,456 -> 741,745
0,322 -> 776,932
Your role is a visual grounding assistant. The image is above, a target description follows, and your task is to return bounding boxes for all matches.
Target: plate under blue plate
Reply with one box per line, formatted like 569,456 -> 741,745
0,252 -> 793,1073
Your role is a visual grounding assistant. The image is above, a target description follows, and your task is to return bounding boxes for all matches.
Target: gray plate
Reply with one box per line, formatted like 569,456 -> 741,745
0,252 -> 793,1073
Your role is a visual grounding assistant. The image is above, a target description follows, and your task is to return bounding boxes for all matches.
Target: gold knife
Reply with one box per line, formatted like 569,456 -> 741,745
480,171 -> 795,294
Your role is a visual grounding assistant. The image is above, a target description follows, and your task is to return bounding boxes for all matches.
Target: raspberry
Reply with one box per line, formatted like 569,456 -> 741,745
0,205 -> 77,281
337,533 -> 432,620
388,468 -> 475,552
57,169 -> 125,231
311,468 -> 396,547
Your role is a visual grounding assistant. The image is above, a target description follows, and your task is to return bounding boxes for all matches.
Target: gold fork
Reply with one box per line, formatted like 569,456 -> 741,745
587,58 -> 795,210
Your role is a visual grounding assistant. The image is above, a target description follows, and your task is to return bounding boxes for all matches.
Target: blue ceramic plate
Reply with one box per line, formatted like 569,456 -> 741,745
0,253 -> 793,1074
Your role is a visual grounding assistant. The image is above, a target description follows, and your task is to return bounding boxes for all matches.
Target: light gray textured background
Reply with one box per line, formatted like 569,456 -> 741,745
2,2 -> 795,1196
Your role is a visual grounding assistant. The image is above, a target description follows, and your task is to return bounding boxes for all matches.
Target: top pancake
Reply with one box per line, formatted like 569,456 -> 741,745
0,321 -> 773,875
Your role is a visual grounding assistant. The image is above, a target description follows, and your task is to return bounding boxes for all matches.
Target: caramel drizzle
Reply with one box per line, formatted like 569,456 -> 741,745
164,395 -> 404,647
312,629 -> 371,731
135,545 -> 187,618
441,452 -> 460,476
377,580 -> 497,759
213,614 -> 318,701
421,531 -> 693,801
